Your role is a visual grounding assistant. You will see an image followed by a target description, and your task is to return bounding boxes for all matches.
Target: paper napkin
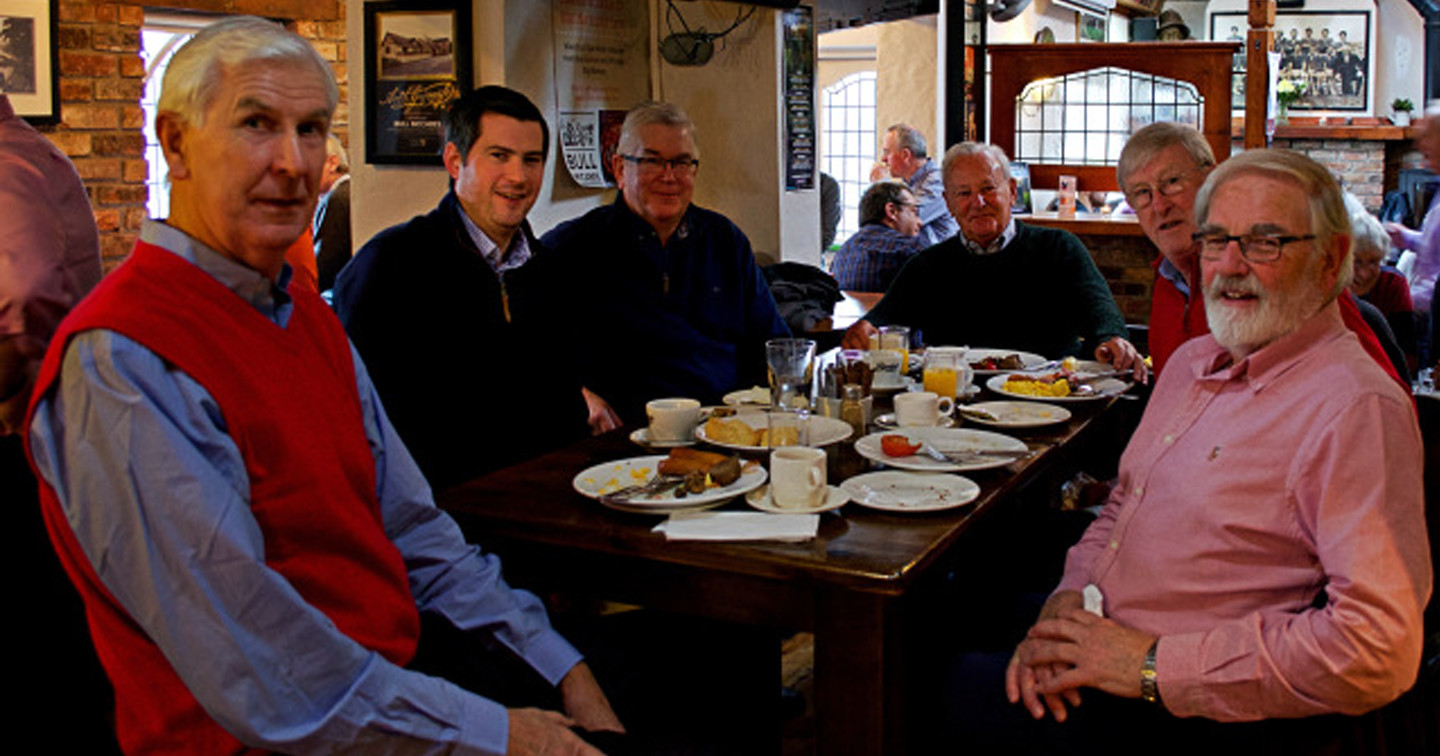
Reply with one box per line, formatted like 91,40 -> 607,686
653,512 -> 819,542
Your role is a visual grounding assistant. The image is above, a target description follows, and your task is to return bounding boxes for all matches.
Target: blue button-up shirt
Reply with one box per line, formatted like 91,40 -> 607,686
28,221 -> 580,755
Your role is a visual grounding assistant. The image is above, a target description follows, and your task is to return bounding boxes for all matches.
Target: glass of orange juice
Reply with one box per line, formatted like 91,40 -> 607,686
923,347 -> 970,398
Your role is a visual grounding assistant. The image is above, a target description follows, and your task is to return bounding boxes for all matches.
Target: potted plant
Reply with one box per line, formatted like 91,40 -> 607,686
1392,98 -> 1415,127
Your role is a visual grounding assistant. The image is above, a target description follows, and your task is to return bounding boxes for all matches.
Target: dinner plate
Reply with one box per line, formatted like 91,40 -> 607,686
874,413 -> 956,429
745,484 -> 849,514
853,427 -> 1030,472
572,455 -> 767,513
629,428 -> 696,448
723,386 -> 771,406
965,348 -> 1048,376
841,471 -> 981,513
694,412 -> 853,451
960,401 -> 1072,429
985,371 -> 1132,402
869,375 -> 917,393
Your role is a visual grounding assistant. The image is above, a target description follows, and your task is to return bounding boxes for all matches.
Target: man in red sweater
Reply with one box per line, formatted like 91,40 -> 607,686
1118,122 -> 1406,385
25,16 -> 622,755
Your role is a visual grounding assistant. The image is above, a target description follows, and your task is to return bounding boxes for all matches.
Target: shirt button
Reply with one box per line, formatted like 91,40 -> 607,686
1163,434 -> 1174,444
1109,540 -> 1120,550
1133,486 -> 1144,497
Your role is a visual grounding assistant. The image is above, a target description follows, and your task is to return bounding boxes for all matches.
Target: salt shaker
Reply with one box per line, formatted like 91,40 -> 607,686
840,383 -> 866,440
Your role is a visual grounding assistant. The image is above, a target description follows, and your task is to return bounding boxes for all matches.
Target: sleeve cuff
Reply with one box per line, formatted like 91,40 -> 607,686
521,628 -> 585,687
1153,630 -> 1205,717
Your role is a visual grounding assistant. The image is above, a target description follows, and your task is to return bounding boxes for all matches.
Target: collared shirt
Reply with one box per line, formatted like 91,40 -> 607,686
1057,302 -> 1430,721
961,218 -> 1018,257
1156,256 -> 1191,299
830,222 -> 926,291
460,206 -> 533,274
1402,193 -> 1440,311
28,220 -> 581,755
906,158 -> 959,247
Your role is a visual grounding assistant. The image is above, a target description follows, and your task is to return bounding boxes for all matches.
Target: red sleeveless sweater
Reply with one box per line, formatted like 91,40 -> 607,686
26,241 -> 420,754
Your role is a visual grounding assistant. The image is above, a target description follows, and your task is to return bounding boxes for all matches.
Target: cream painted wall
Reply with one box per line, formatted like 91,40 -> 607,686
876,17 -> 941,158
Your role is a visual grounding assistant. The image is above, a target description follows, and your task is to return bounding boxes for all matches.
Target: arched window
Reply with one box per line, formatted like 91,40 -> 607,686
1014,67 -> 1202,167
821,71 -> 876,246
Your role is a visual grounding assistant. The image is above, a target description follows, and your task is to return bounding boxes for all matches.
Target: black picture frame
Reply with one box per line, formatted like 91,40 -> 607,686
364,0 -> 472,165
1210,9 -> 1372,113
0,0 -> 60,125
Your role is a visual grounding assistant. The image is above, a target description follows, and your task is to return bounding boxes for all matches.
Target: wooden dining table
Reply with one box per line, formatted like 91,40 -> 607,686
437,393 -> 1139,755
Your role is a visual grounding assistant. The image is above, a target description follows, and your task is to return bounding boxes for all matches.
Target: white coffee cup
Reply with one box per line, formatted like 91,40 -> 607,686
893,390 -> 955,427
769,446 -> 828,509
646,398 -> 701,443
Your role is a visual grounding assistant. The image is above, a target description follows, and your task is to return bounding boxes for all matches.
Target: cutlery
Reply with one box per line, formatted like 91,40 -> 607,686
599,475 -> 685,504
918,442 -> 1033,464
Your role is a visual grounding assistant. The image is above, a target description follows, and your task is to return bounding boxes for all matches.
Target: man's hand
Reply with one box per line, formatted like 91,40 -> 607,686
506,708 -> 603,756
558,662 -> 625,734
1015,607 -> 1156,704
842,320 -> 879,350
581,388 -> 622,435
1383,221 -> 1415,251
1005,590 -> 1085,721
1094,337 -> 1149,384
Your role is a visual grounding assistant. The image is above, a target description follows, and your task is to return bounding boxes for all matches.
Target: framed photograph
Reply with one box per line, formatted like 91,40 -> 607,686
364,0 -> 472,165
1210,9 -> 1373,114
0,0 -> 59,124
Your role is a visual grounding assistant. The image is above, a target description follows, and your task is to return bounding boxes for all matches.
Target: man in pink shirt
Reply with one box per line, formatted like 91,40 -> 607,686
949,149 -> 1430,753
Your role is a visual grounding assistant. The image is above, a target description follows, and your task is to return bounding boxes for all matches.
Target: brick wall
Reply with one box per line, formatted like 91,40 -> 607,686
41,1 -> 345,272
1233,136 -> 1388,214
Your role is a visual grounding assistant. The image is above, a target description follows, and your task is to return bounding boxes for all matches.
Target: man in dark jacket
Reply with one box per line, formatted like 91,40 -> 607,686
335,86 -> 617,491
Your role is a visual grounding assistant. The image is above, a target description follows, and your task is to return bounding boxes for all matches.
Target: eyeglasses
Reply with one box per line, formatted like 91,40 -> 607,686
891,201 -> 919,212
1124,169 -> 1198,210
621,155 -> 700,177
1193,232 -> 1316,263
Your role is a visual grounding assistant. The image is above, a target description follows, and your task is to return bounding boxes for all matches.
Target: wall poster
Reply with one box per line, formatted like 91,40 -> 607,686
553,0 -> 650,188
365,0 -> 472,165
782,5 -> 815,191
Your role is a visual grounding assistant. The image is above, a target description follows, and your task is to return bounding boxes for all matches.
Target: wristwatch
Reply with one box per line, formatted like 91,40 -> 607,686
1140,639 -> 1161,705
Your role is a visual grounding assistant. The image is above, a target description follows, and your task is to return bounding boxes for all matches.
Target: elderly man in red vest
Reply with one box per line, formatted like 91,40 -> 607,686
25,17 -> 621,755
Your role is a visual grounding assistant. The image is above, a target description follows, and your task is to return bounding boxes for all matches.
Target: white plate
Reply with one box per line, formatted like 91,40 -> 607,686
745,484 -> 849,514
985,371 -> 1132,402
874,413 -> 956,429
870,375 -> 917,393
965,348 -> 1049,376
629,428 -> 696,448
723,386 -> 771,406
960,401 -> 1072,429
841,471 -> 981,513
572,455 -> 767,513
853,427 -> 1030,472
694,412 -> 853,451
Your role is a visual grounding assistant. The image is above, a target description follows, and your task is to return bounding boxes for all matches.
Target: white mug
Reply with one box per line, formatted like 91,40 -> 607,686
769,446 -> 827,509
893,390 -> 955,427
646,398 -> 701,443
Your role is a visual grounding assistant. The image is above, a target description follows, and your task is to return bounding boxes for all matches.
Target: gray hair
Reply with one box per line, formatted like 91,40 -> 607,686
1195,149 -> 1353,296
1117,122 -> 1216,191
941,142 -> 1011,192
326,133 -> 349,173
886,124 -> 928,160
1349,210 -> 1390,261
618,101 -> 697,157
159,16 -> 338,127
858,180 -> 913,227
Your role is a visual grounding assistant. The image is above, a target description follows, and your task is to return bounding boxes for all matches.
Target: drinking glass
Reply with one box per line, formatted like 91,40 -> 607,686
879,325 -> 911,373
766,338 -> 816,411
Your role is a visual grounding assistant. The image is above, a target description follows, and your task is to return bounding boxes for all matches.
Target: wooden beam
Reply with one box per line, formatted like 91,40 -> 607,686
1244,0 -> 1277,149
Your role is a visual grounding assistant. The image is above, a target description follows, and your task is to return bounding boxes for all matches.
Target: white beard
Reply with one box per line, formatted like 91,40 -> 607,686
1204,262 -> 1328,357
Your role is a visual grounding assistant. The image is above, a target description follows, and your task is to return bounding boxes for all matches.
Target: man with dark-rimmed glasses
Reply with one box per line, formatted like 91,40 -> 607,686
543,101 -> 788,425
945,148 -> 1429,756
1118,122 -> 1405,383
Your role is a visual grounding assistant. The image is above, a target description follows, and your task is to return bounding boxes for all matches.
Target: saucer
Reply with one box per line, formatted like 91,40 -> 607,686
874,413 -> 956,429
745,484 -> 849,514
630,428 -> 695,448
